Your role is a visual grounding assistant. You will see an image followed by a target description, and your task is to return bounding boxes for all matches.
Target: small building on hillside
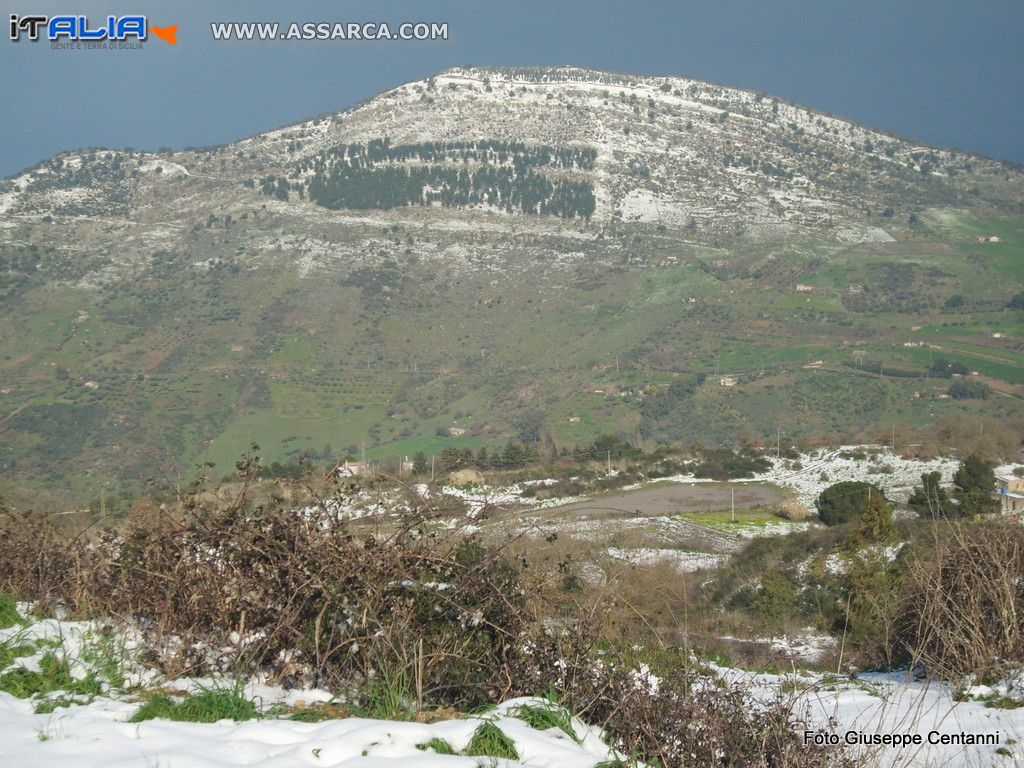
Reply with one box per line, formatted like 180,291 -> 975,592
795,283 -> 814,292
719,376 -> 737,387
995,474 -> 1024,516
336,460 -> 372,478
976,235 -> 1001,243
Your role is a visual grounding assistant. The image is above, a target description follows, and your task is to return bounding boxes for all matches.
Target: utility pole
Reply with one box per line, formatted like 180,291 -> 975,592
430,455 -> 435,481
776,428 -> 781,460
731,486 -> 736,523
606,450 -> 612,474
891,423 -> 896,451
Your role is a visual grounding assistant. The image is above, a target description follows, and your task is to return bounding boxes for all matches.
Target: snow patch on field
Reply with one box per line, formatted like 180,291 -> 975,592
0,694 -> 620,767
139,159 -> 190,177
659,446 -> 961,510
440,483 -> 584,518
722,665 -> 1024,767
767,631 -> 838,663
0,616 -> 628,767
606,547 -> 729,572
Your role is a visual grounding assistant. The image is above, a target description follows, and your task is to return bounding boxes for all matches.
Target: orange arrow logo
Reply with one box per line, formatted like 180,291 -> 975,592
150,24 -> 177,45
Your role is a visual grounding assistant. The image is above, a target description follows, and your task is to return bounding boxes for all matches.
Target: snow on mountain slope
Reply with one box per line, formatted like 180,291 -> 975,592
2,66 -> 1020,265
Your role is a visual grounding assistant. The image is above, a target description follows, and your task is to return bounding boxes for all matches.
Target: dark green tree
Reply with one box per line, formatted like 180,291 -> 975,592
907,471 -> 954,518
752,570 -> 797,625
850,491 -> 895,544
948,379 -> 990,400
952,454 -> 996,516
815,481 -> 884,526
437,447 -> 466,472
474,446 -> 490,469
412,451 -> 428,475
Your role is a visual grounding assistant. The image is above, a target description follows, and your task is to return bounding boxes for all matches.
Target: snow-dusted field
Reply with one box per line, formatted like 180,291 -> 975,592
606,547 -> 730,572
439,482 -> 584,519
0,614 -> 624,768
3,611 -> 1022,767
0,695 -> 618,768
723,665 -> 1024,768
444,445 -> 975,528
657,445 -> 964,510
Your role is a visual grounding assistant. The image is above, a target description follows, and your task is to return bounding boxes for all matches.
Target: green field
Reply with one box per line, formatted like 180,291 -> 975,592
1,210 -> 1023,502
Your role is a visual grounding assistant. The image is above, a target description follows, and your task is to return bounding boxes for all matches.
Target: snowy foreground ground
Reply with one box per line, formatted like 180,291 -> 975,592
2,694 -> 615,768
2,614 -> 1023,767
718,664 -> 1024,768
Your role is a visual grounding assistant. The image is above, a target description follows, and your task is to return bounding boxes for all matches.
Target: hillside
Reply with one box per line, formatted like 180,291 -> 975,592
1,66 -> 1023,502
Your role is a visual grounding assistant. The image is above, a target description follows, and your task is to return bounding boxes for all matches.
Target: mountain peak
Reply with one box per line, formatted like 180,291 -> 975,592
2,66 -> 1021,244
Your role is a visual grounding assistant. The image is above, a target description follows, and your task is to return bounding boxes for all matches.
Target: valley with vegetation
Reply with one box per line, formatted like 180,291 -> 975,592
1,66 -> 1023,767
1,66 -> 1022,507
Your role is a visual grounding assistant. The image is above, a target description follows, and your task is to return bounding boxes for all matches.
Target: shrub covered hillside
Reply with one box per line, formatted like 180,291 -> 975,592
0,459 -> 850,768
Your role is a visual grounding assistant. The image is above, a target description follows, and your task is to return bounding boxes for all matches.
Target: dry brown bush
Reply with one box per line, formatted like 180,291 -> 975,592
777,500 -> 814,521
896,521 -> 1024,680
521,628 -> 853,768
0,466 -> 532,708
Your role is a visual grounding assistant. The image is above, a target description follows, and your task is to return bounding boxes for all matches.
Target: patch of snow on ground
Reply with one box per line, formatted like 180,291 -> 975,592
440,483 -> 584,518
0,616 -> 629,767
718,665 -> 1024,767
0,694 -> 620,767
660,446 -> 961,510
607,547 -> 730,572
767,630 -> 838,663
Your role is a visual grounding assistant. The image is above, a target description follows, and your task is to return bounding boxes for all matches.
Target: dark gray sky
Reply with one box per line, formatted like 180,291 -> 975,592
2,0 -> 1023,177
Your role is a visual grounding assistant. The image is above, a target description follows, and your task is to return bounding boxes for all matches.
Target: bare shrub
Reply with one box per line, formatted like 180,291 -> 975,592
0,466 -> 531,709
521,632 -> 851,768
896,521 -> 1024,680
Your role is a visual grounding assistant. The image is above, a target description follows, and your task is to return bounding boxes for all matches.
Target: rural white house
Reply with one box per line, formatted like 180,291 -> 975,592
995,473 -> 1024,516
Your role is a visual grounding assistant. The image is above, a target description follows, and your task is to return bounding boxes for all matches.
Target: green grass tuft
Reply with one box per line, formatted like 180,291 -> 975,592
0,651 -> 101,699
33,694 -> 93,714
983,694 -> 1023,710
130,688 -> 260,724
353,672 -> 412,720
464,721 -> 518,760
416,737 -> 457,755
0,594 -> 25,630
0,641 -> 35,671
79,631 -> 128,690
508,702 -> 579,742
288,708 -> 332,722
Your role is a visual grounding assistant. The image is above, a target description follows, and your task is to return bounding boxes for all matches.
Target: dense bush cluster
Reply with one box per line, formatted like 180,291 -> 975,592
692,448 -> 772,480
0,471 -> 527,709
815,481 -> 884,526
